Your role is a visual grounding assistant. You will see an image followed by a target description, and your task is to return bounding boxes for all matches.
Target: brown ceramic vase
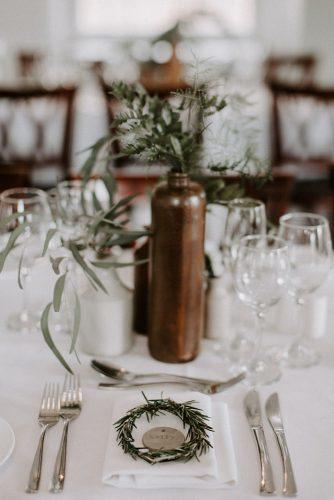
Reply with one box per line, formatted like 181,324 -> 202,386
148,172 -> 206,363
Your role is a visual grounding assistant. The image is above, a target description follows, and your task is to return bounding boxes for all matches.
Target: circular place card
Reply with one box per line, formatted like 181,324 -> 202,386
142,426 -> 185,451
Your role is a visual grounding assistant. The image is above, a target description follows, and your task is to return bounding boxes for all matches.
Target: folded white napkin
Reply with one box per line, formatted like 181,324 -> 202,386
102,390 -> 237,489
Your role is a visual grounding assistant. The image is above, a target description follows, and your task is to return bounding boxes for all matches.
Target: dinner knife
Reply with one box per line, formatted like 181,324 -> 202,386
244,390 -> 276,495
265,393 -> 297,497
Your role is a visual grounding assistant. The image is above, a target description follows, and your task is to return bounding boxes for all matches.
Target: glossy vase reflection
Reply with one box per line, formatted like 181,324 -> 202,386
149,172 -> 206,363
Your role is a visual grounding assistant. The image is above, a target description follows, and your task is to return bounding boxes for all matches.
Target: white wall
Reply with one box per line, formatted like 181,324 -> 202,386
302,0 -> 334,84
256,0 -> 305,54
0,0 -> 50,51
256,0 -> 334,84
1,0 -> 334,84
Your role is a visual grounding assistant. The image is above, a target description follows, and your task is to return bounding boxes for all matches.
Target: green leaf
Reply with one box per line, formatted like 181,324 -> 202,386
99,233 -> 142,248
77,135 -> 109,155
0,211 -> 29,230
42,228 -> 58,257
92,191 -> 103,212
101,172 -> 116,204
105,193 -> 138,219
68,241 -> 108,293
100,224 -> 151,237
40,302 -> 73,373
50,256 -> 65,275
80,136 -> 110,182
70,291 -> 81,354
17,250 -> 24,289
170,136 -> 183,158
0,222 -> 29,273
91,258 -> 149,269
53,272 -> 67,312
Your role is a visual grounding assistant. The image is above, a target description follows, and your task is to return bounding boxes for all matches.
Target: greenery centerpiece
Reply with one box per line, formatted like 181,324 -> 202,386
0,77 -> 264,371
81,80 -> 263,196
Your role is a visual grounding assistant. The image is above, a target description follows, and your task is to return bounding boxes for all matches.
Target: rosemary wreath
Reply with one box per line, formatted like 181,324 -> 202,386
114,393 -> 213,465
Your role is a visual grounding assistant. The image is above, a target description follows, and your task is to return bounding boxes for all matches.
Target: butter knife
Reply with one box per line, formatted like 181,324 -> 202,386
244,390 -> 276,495
265,393 -> 297,497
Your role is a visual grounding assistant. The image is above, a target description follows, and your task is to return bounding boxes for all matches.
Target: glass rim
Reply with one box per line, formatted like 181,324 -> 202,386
229,197 -> 264,209
279,212 -> 329,229
0,187 -> 47,205
238,234 -> 288,252
57,180 -> 83,189
57,179 -> 94,192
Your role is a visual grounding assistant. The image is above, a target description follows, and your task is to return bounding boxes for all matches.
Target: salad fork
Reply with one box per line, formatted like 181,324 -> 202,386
27,383 -> 60,494
50,374 -> 82,493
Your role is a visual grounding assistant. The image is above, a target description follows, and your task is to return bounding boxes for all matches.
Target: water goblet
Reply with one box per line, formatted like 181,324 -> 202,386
233,235 -> 290,385
278,212 -> 332,367
0,187 -> 51,332
55,180 -> 97,241
223,197 -> 267,268
222,198 -> 267,360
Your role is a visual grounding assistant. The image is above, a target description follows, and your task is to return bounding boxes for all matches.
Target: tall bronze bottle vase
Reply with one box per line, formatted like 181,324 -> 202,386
149,172 -> 206,363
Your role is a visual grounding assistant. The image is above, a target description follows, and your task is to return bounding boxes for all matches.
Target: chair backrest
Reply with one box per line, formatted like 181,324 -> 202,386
264,55 -> 316,87
0,85 -> 76,186
268,82 -> 334,167
17,51 -> 43,78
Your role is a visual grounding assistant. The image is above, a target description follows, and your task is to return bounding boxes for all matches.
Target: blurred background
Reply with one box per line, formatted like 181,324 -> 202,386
1,0 -> 334,227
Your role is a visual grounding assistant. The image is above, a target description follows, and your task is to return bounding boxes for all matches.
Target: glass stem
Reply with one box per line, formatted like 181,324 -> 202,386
251,310 -> 265,364
21,266 -> 31,319
293,297 -> 304,345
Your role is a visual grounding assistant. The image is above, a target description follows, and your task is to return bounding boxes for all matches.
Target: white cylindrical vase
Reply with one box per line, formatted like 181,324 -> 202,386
79,267 -> 133,357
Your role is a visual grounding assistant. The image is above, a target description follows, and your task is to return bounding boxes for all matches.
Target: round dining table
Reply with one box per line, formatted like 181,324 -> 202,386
0,262 -> 333,500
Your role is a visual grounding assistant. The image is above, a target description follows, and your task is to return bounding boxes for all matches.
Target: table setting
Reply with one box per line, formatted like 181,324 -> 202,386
0,80 -> 334,500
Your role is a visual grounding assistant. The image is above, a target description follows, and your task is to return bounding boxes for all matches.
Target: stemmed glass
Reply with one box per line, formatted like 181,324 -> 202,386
233,235 -> 290,385
0,188 -> 51,332
222,198 -> 267,361
55,180 -> 96,241
278,212 -> 332,367
223,198 -> 267,268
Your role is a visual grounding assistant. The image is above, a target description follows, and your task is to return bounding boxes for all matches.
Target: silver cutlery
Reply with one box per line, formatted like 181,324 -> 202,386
27,383 -> 60,494
266,393 -> 297,497
92,359 -> 245,394
244,390 -> 276,495
50,374 -> 82,493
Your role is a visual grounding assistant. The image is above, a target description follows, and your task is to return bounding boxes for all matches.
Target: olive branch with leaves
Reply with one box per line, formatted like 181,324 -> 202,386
0,189 -> 149,373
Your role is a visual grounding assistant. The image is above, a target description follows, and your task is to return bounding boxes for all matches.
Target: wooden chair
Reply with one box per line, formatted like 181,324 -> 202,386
268,82 -> 334,218
264,55 -> 316,86
0,164 -> 30,192
0,85 -> 76,190
201,170 -> 295,225
17,51 -> 43,78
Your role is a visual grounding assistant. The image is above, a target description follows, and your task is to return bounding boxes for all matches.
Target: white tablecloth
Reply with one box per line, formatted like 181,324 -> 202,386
0,267 -> 334,500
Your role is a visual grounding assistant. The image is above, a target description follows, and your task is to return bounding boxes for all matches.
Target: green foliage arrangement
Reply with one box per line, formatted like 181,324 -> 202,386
81,80 -> 265,202
0,187 -> 149,372
0,77 -> 266,372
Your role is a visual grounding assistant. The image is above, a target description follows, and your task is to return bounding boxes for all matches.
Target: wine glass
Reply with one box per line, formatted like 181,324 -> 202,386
222,198 -> 267,361
55,180 -> 96,241
278,212 -> 332,367
233,235 -> 290,385
223,197 -> 267,268
0,187 -> 51,332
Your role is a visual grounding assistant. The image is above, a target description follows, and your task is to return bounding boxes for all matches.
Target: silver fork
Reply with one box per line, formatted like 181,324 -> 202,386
50,374 -> 82,493
27,383 -> 60,494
